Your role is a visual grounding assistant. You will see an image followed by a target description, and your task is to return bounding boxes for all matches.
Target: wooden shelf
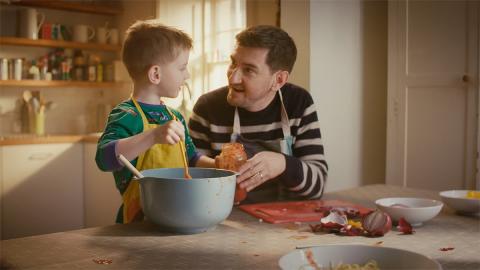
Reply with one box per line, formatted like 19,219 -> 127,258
7,0 -> 122,15
0,80 -> 130,89
0,37 -> 121,52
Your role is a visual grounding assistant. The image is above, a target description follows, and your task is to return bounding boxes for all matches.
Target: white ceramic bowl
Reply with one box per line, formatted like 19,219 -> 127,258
375,197 -> 443,226
279,244 -> 442,270
439,190 -> 480,215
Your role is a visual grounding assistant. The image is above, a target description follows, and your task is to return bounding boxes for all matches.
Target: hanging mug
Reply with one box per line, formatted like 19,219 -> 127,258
73,24 -> 95,43
19,8 -> 45,40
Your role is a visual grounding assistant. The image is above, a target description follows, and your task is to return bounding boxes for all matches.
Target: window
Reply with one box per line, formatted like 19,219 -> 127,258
156,0 -> 246,119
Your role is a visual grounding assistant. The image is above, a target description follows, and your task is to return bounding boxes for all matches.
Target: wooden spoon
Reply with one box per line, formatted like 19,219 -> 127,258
117,154 -> 144,178
179,140 -> 192,179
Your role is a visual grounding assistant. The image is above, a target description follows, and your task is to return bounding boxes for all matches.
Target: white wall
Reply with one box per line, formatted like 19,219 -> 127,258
280,0 -> 310,90
309,0 -> 387,191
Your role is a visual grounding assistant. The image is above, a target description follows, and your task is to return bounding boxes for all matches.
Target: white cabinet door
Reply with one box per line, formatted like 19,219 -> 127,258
83,143 -> 121,227
1,143 -> 84,239
0,146 -> 3,241
387,1 -> 479,190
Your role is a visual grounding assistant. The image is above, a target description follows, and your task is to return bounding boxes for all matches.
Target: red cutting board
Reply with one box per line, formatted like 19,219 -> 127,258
239,200 -> 372,224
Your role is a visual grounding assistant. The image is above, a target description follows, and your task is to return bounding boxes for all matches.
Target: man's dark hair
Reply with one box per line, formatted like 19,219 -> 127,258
235,25 -> 297,73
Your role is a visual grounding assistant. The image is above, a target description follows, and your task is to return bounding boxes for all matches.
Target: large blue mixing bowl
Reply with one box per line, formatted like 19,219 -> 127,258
138,168 -> 236,234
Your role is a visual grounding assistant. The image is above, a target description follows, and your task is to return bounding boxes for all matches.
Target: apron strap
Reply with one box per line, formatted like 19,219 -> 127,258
278,90 -> 291,138
131,96 -> 149,128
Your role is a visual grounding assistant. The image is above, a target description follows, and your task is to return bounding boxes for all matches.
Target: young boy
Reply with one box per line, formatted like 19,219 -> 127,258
96,20 -> 214,224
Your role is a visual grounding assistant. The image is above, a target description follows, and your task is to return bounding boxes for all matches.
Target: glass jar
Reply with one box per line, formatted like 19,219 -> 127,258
216,143 -> 248,204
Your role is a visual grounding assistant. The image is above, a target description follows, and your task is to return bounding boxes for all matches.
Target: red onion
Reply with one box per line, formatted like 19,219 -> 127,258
362,210 -> 392,236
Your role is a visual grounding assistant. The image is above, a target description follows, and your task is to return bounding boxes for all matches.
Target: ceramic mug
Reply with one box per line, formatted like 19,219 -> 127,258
19,8 -> 45,40
73,24 -> 95,43
96,27 -> 110,44
108,28 -> 119,45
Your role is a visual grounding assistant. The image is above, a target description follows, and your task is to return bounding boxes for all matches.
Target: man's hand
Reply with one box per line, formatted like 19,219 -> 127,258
153,120 -> 185,144
237,151 -> 286,192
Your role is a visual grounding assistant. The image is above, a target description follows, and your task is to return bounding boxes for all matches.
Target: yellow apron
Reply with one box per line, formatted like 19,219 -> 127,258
122,97 -> 185,223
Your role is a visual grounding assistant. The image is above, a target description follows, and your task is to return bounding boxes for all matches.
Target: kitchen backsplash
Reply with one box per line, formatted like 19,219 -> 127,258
0,86 -> 131,136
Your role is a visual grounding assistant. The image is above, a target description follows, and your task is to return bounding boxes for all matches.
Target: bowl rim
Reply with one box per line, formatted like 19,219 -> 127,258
439,190 -> 480,202
139,168 -> 237,181
375,197 -> 443,210
278,244 -> 442,269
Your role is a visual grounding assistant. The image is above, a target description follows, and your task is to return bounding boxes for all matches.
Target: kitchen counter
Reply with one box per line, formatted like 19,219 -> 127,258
1,184 -> 479,269
0,133 -> 101,145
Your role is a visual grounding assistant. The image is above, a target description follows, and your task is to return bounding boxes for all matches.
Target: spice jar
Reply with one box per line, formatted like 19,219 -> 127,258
216,142 -> 248,204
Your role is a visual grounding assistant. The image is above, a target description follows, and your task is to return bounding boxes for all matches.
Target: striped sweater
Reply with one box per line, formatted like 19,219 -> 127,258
188,83 -> 328,199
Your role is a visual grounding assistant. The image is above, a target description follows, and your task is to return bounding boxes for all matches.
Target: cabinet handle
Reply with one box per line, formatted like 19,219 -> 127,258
28,152 -> 54,160
462,75 -> 469,83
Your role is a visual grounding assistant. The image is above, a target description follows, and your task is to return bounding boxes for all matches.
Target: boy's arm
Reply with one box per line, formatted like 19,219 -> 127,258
117,119 -> 184,161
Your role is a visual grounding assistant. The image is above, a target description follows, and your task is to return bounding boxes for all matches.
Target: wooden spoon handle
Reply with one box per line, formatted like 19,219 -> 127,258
179,140 -> 192,179
117,154 -> 144,178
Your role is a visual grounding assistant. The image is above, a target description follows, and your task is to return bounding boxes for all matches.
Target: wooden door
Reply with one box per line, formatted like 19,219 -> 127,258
387,0 -> 479,190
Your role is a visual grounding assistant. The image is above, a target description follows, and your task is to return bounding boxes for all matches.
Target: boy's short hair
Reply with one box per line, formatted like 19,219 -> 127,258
122,20 -> 193,80
235,25 -> 297,73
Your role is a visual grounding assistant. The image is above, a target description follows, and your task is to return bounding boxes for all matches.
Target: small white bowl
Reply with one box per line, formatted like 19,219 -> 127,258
375,197 -> 443,226
439,190 -> 480,215
279,244 -> 441,270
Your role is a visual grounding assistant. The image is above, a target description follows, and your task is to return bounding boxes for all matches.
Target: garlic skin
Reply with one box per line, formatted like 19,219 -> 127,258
362,210 -> 392,236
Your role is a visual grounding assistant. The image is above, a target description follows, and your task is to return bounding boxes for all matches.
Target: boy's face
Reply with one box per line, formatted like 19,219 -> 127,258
226,46 -> 279,112
156,49 -> 190,98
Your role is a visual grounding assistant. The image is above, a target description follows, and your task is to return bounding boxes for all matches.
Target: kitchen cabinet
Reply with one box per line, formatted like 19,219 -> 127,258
83,142 -> 120,228
0,143 -> 84,239
0,146 -> 3,241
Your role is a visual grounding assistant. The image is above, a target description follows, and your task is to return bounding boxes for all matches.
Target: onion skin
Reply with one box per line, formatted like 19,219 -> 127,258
362,210 -> 392,236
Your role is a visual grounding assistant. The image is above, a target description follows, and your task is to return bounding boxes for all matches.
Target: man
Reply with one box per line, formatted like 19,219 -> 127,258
188,25 -> 328,203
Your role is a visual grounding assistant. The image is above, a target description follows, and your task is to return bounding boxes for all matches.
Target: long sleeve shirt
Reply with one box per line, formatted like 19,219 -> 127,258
188,83 -> 328,199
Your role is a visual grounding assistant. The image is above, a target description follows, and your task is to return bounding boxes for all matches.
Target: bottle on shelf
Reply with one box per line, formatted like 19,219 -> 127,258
72,49 -> 86,81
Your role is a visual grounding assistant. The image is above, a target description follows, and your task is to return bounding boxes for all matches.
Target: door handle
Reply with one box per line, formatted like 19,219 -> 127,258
28,152 -> 54,160
462,75 -> 469,83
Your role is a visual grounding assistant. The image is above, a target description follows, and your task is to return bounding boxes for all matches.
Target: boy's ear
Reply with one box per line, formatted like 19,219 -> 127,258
147,65 -> 162,84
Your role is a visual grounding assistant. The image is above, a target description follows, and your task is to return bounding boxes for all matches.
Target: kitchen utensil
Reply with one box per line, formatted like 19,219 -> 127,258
117,154 -> 144,178
138,168 -> 236,234
439,190 -> 480,216
239,200 -> 372,224
179,140 -> 192,179
22,90 -> 32,104
279,244 -> 442,270
375,197 -> 443,226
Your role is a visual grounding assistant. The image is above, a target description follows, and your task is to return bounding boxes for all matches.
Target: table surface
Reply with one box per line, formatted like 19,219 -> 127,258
1,184 -> 479,270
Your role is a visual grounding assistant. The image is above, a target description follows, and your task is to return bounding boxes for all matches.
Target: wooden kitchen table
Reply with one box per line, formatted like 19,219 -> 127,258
1,184 -> 479,269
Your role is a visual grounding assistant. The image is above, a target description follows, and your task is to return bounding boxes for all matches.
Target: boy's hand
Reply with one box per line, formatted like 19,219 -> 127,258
153,120 -> 185,144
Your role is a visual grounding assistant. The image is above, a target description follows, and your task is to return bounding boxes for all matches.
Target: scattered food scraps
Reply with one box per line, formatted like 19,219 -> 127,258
288,235 -> 310,240
397,217 -> 415,234
93,259 -> 113,265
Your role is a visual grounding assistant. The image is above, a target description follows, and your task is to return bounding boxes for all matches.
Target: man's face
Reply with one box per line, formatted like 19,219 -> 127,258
157,49 -> 190,98
226,46 -> 278,112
